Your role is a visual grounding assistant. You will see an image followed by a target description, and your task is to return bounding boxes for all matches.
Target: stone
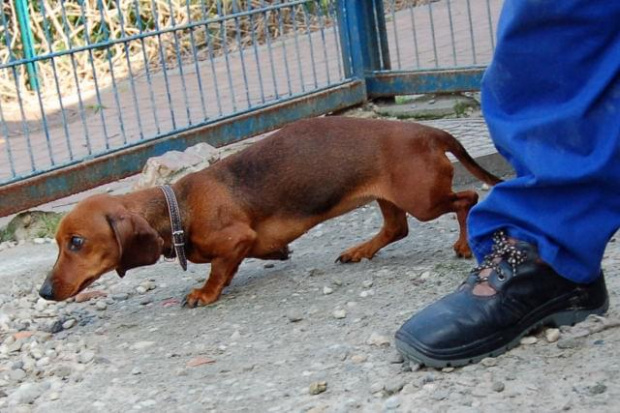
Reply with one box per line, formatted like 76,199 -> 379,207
520,336 -> 538,345
384,396 -> 401,410
287,312 -> 304,323
545,328 -> 561,343
131,341 -> 155,350
350,354 -> 368,364
588,383 -> 607,395
323,286 -> 333,295
9,369 -> 27,382
481,357 -> 497,367
367,332 -> 391,347
362,280 -> 374,288
309,381 -> 327,395
75,291 -> 107,303
187,356 -> 216,368
132,367 -> 142,375
50,364 -> 74,378
95,301 -> 107,311
389,352 -> 404,364
384,379 -> 405,395
62,319 -> 77,330
492,382 -> 505,393
7,383 -> 48,406
79,351 -> 96,364
333,309 -> 347,319
133,143 -> 220,190
557,338 -> 581,349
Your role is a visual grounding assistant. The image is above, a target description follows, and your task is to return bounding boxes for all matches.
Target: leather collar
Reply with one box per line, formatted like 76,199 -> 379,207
159,185 -> 188,271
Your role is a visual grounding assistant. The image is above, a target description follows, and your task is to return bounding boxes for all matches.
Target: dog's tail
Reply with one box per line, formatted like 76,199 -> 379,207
440,132 -> 503,186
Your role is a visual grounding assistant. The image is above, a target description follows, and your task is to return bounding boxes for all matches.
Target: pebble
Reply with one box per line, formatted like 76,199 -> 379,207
139,296 -> 153,306
309,381 -> 327,395
112,293 -> 129,301
9,369 -> 27,382
187,356 -> 216,368
362,280 -> 374,288
389,352 -> 404,364
332,309 -> 347,319
492,382 -> 505,393
545,328 -> 561,343
588,383 -> 607,395
432,389 -> 449,401
131,367 -> 142,375
287,312 -> 304,323
384,396 -> 401,410
8,382 -> 49,406
79,351 -> 95,364
481,357 -> 497,367
520,336 -> 538,345
323,286 -> 333,295
131,341 -> 155,350
359,290 -> 374,298
367,332 -> 391,347
62,319 -> 77,330
350,354 -> 368,364
49,392 -> 60,401
95,301 -> 107,311
33,238 -> 46,245
557,338 -> 581,349
370,382 -> 384,394
75,291 -> 107,303
384,379 -> 405,395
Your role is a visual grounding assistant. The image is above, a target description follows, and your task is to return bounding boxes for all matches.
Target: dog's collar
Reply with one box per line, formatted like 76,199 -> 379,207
159,185 -> 188,271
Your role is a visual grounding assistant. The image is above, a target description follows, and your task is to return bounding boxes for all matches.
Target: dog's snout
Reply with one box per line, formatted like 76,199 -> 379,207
39,280 -> 55,301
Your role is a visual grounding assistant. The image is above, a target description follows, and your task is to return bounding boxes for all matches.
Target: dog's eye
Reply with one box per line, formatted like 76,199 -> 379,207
69,236 -> 84,251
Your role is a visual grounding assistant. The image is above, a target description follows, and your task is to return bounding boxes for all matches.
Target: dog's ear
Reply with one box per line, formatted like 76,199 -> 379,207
106,213 -> 164,278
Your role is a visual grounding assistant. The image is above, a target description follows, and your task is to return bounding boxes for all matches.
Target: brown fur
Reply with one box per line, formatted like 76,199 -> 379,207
39,117 -> 501,307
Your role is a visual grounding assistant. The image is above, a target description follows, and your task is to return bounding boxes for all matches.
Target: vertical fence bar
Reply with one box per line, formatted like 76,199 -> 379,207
14,0 -> 38,90
408,3 -> 421,69
386,0 -> 401,69
258,0 -> 280,99
38,0 -> 73,160
486,0 -> 496,51
0,7 -> 35,172
301,3 -> 319,88
150,0 -> 178,129
230,0 -> 252,108
184,0 -> 208,120
313,0 -> 332,85
327,0 -> 344,81
59,1 -> 93,154
447,0 -> 457,66
199,1 -> 224,117
114,0 -> 145,140
95,0 -> 127,145
247,1 -> 266,104
275,0 -> 293,96
427,1 -> 439,68
133,0 -> 161,135
290,3 -> 306,93
216,0 -> 238,112
165,0 -> 193,124
77,0 -> 111,149
465,0 -> 477,64
0,101 -> 17,178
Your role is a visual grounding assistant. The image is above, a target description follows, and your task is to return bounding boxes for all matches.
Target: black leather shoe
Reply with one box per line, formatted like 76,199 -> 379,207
395,231 -> 609,368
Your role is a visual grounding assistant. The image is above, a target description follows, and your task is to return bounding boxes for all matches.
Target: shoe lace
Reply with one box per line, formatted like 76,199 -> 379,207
473,230 -> 527,281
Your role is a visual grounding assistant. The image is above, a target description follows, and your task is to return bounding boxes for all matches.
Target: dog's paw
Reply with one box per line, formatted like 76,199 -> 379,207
453,242 -> 473,258
182,289 -> 219,308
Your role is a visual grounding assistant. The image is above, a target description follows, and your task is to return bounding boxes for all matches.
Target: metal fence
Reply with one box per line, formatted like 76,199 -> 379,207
0,0 -> 501,216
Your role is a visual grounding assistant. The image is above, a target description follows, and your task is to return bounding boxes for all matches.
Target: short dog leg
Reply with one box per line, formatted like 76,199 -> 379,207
183,226 -> 256,308
337,200 -> 408,263
450,190 -> 479,258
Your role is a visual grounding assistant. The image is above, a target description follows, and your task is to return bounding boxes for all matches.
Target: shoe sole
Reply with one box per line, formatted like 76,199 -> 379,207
395,298 -> 609,369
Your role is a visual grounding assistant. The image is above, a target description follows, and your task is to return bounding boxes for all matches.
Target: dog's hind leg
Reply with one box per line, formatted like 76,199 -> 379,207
337,200 -> 408,263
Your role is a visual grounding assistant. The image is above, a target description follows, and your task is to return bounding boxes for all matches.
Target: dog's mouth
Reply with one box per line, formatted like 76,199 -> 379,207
73,275 -> 99,296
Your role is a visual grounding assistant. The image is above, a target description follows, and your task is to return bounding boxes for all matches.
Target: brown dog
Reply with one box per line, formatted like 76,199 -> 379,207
39,117 -> 500,307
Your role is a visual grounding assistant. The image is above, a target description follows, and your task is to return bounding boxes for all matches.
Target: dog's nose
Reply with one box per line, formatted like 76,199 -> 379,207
39,281 -> 55,301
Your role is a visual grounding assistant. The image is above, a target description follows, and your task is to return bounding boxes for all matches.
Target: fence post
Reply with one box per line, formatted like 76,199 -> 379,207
15,0 -> 39,91
336,0 -> 391,83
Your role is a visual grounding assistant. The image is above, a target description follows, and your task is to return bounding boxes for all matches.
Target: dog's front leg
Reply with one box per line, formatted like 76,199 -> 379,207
183,226 -> 256,308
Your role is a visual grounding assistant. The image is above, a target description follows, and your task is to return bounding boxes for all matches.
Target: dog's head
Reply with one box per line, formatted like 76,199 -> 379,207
39,194 -> 164,301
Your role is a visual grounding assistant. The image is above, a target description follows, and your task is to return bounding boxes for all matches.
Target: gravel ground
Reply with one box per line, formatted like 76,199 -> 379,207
0,188 -> 619,413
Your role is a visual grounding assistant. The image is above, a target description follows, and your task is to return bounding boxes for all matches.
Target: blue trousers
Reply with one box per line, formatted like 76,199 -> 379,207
468,0 -> 620,283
